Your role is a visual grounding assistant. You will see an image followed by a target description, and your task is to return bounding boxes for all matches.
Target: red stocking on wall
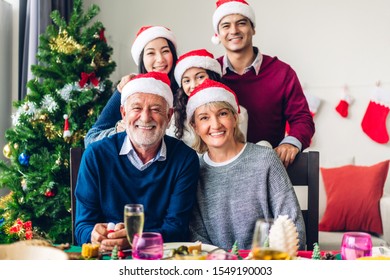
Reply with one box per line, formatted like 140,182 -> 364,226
335,86 -> 354,118
361,87 -> 390,144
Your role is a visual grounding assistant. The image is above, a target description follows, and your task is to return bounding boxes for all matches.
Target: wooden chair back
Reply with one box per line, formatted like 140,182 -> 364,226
286,151 -> 320,250
70,147 -> 84,245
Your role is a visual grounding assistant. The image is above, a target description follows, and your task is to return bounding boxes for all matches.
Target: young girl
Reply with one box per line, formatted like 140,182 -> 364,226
186,79 -> 306,250
84,25 -> 179,147
166,49 -> 248,147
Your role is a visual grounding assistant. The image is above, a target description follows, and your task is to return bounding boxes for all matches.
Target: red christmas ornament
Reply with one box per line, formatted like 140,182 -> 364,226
9,218 -> 33,239
45,189 -> 56,197
99,28 -> 107,43
118,250 -> 126,259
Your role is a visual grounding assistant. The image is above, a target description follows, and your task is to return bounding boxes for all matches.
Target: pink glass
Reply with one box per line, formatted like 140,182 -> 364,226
341,232 -> 372,260
132,232 -> 164,260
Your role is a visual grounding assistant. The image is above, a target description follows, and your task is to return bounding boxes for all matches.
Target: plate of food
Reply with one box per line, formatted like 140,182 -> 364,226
163,242 -> 222,259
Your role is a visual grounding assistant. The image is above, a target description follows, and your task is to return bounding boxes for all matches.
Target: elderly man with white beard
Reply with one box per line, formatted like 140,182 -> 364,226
74,72 -> 199,251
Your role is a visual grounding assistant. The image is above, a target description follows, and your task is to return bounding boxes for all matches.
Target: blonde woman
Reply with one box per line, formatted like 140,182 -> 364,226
187,79 -> 305,250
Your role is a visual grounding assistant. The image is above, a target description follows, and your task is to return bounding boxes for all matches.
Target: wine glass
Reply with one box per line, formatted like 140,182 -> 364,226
132,232 -> 164,260
341,232 -> 372,260
124,204 -> 144,248
251,218 -> 290,260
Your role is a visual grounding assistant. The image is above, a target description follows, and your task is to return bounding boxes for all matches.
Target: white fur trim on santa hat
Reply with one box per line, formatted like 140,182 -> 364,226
211,34 -> 221,45
174,56 -> 222,86
186,87 -> 239,121
121,77 -> 173,108
212,1 -> 256,34
131,26 -> 177,66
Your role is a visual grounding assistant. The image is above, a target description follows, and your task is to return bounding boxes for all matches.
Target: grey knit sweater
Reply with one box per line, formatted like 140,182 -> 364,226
189,143 -> 306,250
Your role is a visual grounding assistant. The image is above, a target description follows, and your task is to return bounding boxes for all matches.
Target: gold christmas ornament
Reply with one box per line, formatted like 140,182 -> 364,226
92,52 -> 108,68
87,108 -> 94,116
39,114 -> 48,121
21,178 -> 27,191
43,121 -> 62,140
55,158 -> 61,165
3,143 -> 12,158
13,143 -> 19,150
49,29 -> 83,54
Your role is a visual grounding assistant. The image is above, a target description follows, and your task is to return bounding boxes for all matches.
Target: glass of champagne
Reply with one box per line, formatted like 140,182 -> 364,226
124,204 -> 144,249
251,218 -> 291,260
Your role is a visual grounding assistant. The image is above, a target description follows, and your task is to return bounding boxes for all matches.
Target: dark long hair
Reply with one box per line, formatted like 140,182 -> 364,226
138,39 -> 179,93
173,70 -> 221,139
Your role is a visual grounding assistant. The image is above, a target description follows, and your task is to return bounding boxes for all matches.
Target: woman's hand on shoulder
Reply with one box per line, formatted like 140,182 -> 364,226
117,73 -> 137,93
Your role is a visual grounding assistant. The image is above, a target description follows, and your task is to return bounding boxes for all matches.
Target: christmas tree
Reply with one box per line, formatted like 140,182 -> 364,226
0,0 -> 116,244
311,242 -> 321,260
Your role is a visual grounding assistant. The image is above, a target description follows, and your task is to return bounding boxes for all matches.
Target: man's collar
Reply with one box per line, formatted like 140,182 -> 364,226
222,47 -> 263,75
120,135 -> 167,161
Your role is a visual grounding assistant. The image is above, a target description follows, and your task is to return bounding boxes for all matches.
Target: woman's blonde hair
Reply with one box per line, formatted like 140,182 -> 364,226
190,101 -> 245,154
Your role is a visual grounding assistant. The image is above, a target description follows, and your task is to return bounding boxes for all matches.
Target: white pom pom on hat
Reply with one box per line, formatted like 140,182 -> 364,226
131,25 -> 177,66
121,72 -> 173,108
174,49 -> 222,85
211,0 -> 256,44
186,78 -> 240,121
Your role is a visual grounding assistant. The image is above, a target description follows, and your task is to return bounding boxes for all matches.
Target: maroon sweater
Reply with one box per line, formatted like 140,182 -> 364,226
217,54 -> 315,150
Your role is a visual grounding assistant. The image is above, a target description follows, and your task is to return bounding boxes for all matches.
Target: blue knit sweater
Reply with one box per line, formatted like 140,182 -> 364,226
75,132 -> 199,245
84,90 -> 122,148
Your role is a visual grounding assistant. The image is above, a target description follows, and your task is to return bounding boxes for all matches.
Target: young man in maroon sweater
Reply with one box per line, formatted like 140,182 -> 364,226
211,0 -> 315,167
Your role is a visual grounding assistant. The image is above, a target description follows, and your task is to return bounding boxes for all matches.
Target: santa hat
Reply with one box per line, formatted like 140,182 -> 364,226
212,0 -> 256,45
174,49 -> 222,86
63,114 -> 71,138
121,72 -> 173,108
131,25 -> 177,66
186,79 -> 240,121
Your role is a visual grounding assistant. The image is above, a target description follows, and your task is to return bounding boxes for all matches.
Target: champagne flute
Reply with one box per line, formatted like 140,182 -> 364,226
124,204 -> 144,248
251,218 -> 290,260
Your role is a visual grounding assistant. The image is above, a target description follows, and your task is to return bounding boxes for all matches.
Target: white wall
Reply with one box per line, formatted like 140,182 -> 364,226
86,0 -> 390,194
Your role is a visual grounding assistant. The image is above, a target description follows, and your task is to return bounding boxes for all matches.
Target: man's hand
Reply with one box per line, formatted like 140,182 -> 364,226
117,74 -> 136,93
91,223 -> 130,251
274,143 -> 299,168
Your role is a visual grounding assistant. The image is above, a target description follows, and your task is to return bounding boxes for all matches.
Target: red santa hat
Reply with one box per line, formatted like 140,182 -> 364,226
131,25 -> 177,66
63,114 -> 71,138
212,0 -> 256,45
121,72 -> 173,108
186,78 -> 240,121
174,49 -> 222,86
